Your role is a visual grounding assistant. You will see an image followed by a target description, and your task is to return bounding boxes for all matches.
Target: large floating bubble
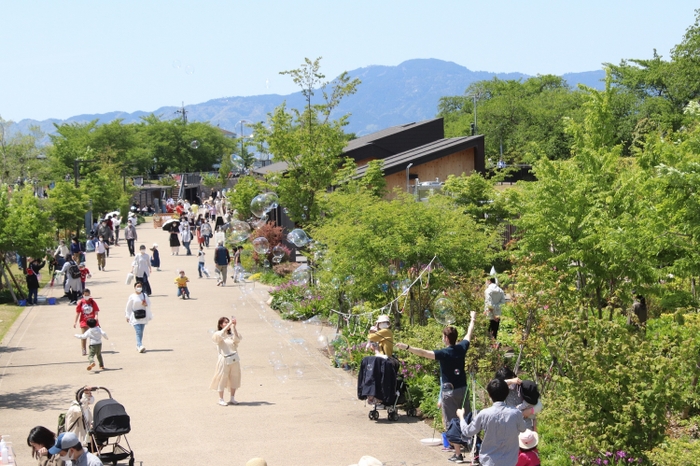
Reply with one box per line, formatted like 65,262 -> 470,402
190,140 -> 200,149
317,335 -> 329,348
230,154 -> 244,168
287,229 -> 310,248
279,302 -> 294,314
292,264 -> 311,285
252,237 -> 270,254
291,361 -> 305,378
252,215 -> 267,229
273,364 -> 289,383
229,220 -> 252,243
272,245 -> 285,259
250,195 -> 266,218
433,297 -> 456,325
262,192 -> 279,212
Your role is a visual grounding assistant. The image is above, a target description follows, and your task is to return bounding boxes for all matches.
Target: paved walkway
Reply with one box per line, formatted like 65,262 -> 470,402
0,221 -> 450,466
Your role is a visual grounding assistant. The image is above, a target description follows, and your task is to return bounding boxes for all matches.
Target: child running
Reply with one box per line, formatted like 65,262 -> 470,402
74,318 -> 109,371
175,270 -> 191,299
79,263 -> 92,294
197,246 -> 209,278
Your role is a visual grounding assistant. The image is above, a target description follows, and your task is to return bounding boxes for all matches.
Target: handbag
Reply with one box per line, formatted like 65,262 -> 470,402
126,272 -> 134,285
133,309 -> 147,319
224,352 -> 239,365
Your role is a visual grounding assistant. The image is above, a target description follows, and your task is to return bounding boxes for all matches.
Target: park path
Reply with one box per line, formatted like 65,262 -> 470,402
0,220 -> 450,466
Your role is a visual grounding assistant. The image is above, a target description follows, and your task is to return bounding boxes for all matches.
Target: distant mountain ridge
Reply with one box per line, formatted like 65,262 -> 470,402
10,59 -> 605,140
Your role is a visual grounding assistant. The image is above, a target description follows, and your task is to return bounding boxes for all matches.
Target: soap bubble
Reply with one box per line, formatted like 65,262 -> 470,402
441,382 -> 454,398
380,283 -> 389,293
230,154 -> 244,168
252,237 -> 270,254
279,302 -> 294,314
273,364 -> 289,382
317,335 -> 329,348
250,195 -> 266,218
433,297 -> 456,325
190,140 -> 200,149
172,59 -> 182,69
262,192 -> 279,212
229,220 -> 251,243
304,288 -> 314,300
388,265 -> 397,276
184,65 -> 195,75
272,245 -> 285,259
287,228 -> 310,248
292,264 -> 311,285
263,259 -> 270,268
252,215 -> 267,229
272,256 -> 282,264
292,361 -> 305,378
345,275 -> 355,286
268,351 -> 282,366
454,368 -> 460,376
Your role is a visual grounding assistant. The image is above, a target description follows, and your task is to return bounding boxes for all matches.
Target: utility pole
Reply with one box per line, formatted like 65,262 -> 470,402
175,101 -> 188,123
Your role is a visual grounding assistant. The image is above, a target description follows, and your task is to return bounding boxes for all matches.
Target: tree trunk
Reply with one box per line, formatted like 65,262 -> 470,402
1,261 -> 20,304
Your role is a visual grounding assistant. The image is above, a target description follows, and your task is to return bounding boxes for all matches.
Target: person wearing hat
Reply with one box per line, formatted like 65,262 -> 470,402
150,243 -> 161,271
48,432 -> 102,466
517,429 -> 540,466
123,218 -> 138,257
131,245 -> 152,296
368,314 -> 394,357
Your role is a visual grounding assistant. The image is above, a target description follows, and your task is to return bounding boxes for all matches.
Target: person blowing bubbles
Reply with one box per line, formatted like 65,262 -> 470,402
395,311 -> 477,464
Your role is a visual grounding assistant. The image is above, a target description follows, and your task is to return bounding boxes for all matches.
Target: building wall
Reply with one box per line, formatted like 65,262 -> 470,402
383,148 -> 476,198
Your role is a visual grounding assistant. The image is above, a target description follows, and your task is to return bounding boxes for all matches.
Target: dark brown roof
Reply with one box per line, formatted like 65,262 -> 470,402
252,161 -> 289,176
354,135 -> 485,178
343,118 -> 444,161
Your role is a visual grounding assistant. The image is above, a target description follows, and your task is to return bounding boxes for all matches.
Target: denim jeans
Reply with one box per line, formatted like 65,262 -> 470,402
134,323 -> 145,348
183,241 -> 192,255
198,262 -> 205,278
27,288 -> 38,305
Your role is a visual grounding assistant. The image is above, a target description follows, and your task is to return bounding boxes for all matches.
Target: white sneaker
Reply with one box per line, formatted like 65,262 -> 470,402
138,346 -> 146,353
218,399 -> 228,406
229,398 -> 239,405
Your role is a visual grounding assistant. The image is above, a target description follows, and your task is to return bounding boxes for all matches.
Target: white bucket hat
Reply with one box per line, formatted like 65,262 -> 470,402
376,314 -> 391,324
519,429 -> 539,449
349,456 -> 383,466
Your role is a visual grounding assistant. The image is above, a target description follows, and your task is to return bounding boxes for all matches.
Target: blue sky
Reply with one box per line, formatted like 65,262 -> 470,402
1,0 -> 697,121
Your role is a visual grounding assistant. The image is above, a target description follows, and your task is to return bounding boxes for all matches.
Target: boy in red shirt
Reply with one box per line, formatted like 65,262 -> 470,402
73,288 -> 100,356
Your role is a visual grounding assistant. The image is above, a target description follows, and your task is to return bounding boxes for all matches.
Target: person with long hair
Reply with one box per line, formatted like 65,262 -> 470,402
26,426 -> 65,466
209,316 -> 242,406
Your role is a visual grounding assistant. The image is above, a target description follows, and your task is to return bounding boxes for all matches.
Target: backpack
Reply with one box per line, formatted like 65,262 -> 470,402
57,412 -> 66,434
68,262 -> 81,279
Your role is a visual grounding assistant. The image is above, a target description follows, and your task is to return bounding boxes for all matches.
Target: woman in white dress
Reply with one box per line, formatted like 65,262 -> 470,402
209,316 -> 242,406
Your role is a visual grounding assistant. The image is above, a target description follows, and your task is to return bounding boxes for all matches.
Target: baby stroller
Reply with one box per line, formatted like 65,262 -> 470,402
358,356 -> 416,421
79,386 -> 135,466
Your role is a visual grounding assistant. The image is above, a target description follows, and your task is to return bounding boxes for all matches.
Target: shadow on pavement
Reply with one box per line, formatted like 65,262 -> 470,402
0,346 -> 25,354
140,349 -> 173,353
4,361 -> 86,369
235,401 -> 275,406
0,383 -> 74,410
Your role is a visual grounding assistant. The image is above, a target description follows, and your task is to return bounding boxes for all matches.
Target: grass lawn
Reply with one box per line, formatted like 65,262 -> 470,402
0,261 -> 53,344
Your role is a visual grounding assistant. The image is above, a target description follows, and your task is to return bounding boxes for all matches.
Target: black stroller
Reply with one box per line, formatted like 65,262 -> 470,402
357,356 -> 416,421
78,386 -> 135,466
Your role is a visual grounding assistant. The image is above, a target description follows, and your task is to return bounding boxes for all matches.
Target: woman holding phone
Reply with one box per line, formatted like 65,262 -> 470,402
210,316 -> 242,406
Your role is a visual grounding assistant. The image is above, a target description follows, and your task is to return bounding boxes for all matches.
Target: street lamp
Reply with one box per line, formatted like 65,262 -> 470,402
406,163 -> 414,193
467,91 -> 484,136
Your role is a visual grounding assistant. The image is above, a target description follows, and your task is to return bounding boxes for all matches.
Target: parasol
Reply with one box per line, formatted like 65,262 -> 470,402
162,219 -> 181,231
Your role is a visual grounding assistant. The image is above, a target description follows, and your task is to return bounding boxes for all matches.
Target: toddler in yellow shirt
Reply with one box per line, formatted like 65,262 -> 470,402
174,270 -> 191,299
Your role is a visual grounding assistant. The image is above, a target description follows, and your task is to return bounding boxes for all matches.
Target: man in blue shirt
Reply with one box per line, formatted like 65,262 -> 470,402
396,311 -> 476,463
457,378 -> 526,466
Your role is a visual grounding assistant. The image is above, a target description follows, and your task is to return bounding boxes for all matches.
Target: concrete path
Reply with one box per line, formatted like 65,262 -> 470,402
0,220 -> 451,466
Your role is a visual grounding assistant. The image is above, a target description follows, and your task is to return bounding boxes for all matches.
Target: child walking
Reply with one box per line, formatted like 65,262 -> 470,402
74,289 -> 100,356
197,246 -> 209,278
74,318 -> 109,371
79,263 -> 92,293
175,270 -> 191,299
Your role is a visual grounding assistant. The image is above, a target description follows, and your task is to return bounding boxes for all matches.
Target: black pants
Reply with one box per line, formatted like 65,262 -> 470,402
135,273 -> 152,296
127,239 -> 135,256
489,319 -> 500,340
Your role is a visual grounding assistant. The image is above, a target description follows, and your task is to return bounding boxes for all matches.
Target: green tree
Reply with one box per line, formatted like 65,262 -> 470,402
48,181 -> 89,238
0,118 -> 48,184
256,57 -> 360,224
2,186 -> 55,258
82,163 -> 131,219
438,75 -> 582,162
228,175 -> 262,220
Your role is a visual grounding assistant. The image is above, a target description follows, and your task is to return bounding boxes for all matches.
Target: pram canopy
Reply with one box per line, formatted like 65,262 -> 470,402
93,398 -> 131,437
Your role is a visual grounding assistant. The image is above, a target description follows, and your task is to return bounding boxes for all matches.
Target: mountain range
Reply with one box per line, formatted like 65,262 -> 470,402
10,59 -> 605,140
